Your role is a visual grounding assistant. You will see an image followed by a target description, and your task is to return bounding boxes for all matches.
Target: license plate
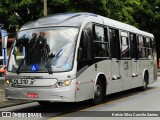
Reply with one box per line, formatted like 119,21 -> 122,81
26,93 -> 38,98
12,79 -> 33,86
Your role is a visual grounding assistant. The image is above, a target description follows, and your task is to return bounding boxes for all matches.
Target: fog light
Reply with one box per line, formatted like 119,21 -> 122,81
64,80 -> 71,86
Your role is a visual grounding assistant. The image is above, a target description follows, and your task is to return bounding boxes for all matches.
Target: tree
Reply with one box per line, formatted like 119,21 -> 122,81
132,0 -> 160,58
0,0 -> 136,33
0,0 -> 43,33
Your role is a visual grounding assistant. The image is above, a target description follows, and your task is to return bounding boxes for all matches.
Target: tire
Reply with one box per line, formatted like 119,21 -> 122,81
37,101 -> 52,106
141,74 -> 148,91
92,80 -> 103,104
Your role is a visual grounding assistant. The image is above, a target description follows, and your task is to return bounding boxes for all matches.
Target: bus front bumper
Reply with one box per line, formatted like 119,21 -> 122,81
5,85 -> 76,102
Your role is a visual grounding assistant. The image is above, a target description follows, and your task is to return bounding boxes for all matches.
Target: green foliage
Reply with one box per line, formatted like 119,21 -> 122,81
1,0 -> 160,58
0,0 -> 43,32
0,0 -> 159,34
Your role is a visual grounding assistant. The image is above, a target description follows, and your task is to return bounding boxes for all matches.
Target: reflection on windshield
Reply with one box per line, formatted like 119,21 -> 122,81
8,27 -> 78,73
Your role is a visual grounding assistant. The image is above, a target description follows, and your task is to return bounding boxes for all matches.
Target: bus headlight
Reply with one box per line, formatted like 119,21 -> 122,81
56,80 -> 71,87
5,79 -> 12,86
63,80 -> 71,86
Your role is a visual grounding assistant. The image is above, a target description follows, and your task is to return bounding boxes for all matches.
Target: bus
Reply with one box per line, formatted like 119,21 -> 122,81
5,13 -> 157,105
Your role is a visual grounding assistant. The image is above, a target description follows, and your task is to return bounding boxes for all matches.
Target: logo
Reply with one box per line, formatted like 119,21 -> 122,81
2,112 -> 11,117
1,112 -> 42,117
31,64 -> 38,71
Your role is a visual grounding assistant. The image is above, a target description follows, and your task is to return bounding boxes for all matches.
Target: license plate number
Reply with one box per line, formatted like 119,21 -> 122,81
13,79 -> 30,86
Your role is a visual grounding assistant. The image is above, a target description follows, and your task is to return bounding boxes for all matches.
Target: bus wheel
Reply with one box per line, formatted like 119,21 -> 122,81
92,80 -> 103,104
37,101 -> 52,106
141,74 -> 148,91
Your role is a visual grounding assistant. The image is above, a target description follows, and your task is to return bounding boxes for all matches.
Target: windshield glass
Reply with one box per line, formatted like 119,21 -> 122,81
8,27 -> 78,73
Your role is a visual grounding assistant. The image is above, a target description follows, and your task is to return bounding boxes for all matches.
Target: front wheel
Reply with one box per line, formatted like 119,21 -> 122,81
92,80 -> 103,104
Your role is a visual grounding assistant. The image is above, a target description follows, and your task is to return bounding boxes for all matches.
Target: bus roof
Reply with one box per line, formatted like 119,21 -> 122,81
20,13 -> 97,30
20,12 -> 154,38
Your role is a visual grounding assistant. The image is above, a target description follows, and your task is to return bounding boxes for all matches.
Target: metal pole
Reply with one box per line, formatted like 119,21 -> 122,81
44,0 -> 47,16
0,25 -> 8,65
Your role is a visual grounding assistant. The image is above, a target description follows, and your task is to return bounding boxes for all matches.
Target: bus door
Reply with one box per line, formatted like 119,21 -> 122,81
120,32 -> 132,90
109,29 -> 122,93
130,33 -> 139,88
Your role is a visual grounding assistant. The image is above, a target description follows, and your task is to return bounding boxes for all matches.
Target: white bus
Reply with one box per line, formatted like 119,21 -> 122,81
5,13 -> 157,105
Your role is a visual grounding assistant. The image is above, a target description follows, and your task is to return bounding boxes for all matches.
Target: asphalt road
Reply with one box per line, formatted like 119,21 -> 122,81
0,77 -> 160,120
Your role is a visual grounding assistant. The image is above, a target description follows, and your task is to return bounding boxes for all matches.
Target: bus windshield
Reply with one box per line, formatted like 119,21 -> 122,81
8,27 -> 79,73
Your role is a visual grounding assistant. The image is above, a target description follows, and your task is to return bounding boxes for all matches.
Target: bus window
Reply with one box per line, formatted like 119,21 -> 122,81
93,26 -> 109,58
130,33 -> 138,59
121,32 -> 130,58
146,38 -> 153,59
77,22 -> 93,71
109,29 -> 120,59
138,36 -> 146,59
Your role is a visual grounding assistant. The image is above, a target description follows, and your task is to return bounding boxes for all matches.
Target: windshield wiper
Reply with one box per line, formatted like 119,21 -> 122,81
47,60 -> 52,74
43,47 -> 53,74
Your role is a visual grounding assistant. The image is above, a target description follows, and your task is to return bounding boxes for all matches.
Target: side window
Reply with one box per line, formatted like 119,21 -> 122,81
130,33 -> 138,59
138,36 -> 146,59
146,38 -> 153,59
93,25 -> 109,58
109,28 -> 120,59
77,22 -> 93,71
121,32 -> 130,58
